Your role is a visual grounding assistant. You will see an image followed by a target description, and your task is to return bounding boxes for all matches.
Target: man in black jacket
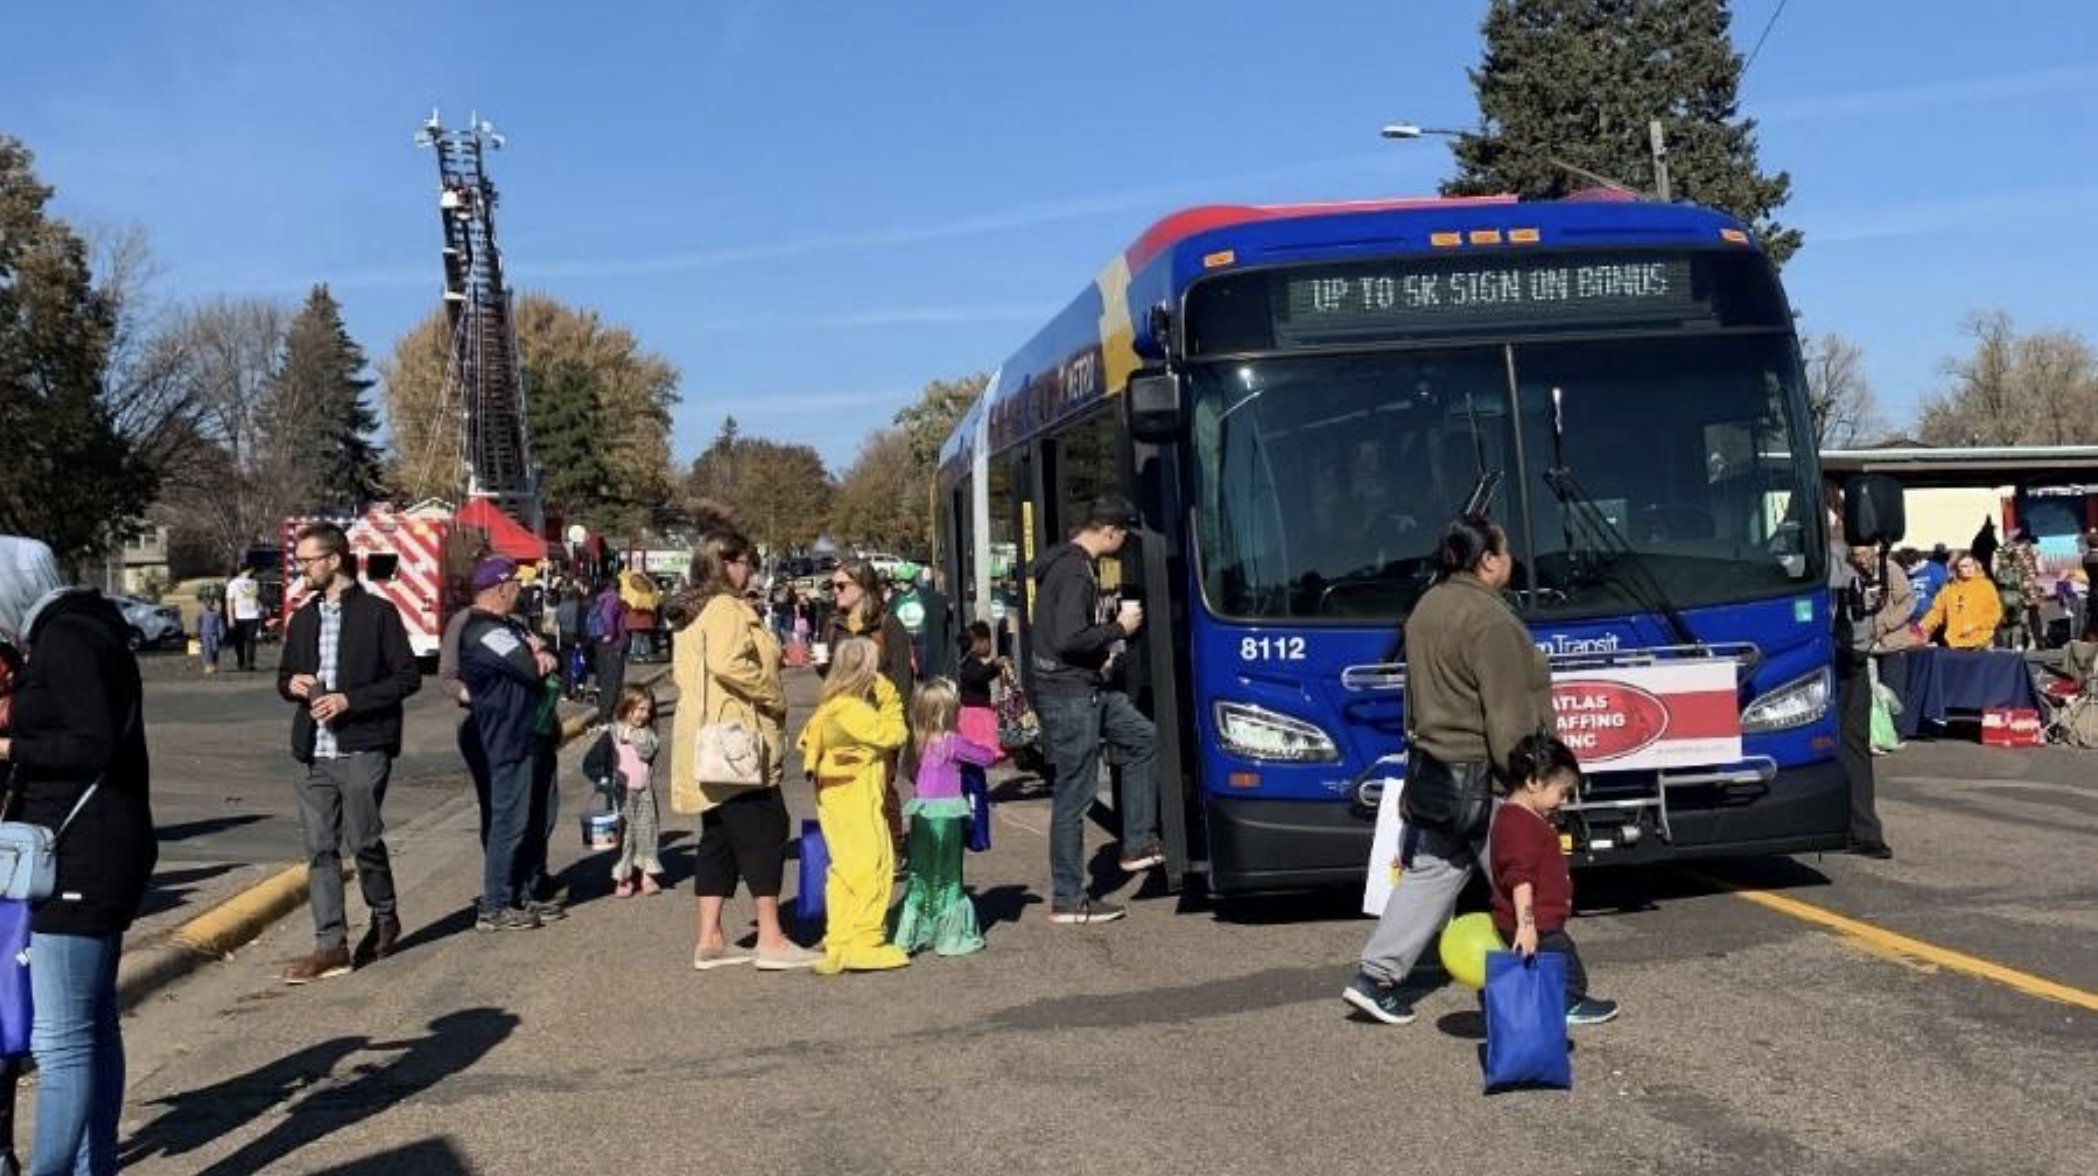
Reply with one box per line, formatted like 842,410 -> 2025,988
1032,496 -> 1159,926
276,524 -> 421,983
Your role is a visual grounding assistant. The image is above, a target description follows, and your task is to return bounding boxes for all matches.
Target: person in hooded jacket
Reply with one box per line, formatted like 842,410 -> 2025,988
0,538 -> 155,1176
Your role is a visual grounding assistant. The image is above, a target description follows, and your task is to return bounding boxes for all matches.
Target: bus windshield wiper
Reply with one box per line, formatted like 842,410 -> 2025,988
1541,385 -> 1702,654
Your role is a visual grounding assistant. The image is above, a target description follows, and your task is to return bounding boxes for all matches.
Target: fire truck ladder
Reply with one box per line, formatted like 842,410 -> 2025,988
414,110 -> 540,530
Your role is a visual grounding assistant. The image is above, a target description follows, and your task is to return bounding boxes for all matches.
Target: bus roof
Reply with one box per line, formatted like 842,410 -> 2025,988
940,195 -> 1760,475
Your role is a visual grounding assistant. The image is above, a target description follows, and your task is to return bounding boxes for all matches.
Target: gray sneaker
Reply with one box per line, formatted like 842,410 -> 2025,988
754,942 -> 825,971
525,899 -> 568,923
1048,898 -> 1126,925
474,908 -> 540,933
692,943 -> 755,971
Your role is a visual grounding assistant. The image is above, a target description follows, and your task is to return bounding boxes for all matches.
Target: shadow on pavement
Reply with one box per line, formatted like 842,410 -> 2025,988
303,1138 -> 475,1175
156,816 -> 268,843
119,1007 -> 518,1176
389,906 -> 478,958
135,863 -> 246,919
973,884 -> 1040,931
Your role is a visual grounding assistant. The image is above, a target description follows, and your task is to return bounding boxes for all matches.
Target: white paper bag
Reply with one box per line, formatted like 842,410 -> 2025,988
1361,768 -> 1407,917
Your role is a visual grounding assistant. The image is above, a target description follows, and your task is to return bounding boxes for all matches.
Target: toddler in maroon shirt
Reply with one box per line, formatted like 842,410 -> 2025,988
1490,734 -> 1619,1025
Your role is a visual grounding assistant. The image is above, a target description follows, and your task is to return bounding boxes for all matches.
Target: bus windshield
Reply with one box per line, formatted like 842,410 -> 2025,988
1190,333 -> 1823,621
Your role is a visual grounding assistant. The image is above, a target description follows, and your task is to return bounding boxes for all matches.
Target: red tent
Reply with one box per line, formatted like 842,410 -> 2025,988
454,498 -> 548,561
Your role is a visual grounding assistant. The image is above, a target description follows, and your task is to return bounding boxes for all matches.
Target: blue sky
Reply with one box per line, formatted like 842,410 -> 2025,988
7,2 -> 2096,471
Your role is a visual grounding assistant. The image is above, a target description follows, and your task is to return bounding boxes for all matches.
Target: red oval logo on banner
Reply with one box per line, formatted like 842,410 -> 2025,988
1550,680 -> 1669,763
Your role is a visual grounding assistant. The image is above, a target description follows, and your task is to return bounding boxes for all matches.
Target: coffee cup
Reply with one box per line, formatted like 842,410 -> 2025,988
812,641 -> 830,666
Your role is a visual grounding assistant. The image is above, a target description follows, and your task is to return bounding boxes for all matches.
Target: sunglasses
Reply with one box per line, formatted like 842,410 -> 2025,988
830,579 -> 854,590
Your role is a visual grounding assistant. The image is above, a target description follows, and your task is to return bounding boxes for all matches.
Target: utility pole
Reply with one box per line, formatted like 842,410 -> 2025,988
1649,118 -> 1672,202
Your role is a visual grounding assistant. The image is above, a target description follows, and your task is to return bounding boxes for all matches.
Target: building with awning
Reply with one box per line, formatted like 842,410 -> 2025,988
1821,445 -> 2098,564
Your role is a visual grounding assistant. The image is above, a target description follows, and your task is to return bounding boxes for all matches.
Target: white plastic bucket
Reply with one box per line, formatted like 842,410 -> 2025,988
581,810 -> 622,851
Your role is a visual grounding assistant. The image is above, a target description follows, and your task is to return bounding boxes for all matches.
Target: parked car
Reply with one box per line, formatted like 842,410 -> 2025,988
111,595 -> 185,651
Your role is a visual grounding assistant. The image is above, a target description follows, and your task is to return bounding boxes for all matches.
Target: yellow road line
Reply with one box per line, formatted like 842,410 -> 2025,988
1692,873 -> 2098,1012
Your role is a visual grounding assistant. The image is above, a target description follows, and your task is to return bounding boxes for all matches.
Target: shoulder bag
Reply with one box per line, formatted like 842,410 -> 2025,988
675,609 -> 769,813
0,701 -> 135,901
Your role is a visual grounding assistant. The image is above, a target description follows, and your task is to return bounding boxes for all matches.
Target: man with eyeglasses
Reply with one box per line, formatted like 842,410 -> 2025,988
276,523 -> 422,983
461,557 -> 569,931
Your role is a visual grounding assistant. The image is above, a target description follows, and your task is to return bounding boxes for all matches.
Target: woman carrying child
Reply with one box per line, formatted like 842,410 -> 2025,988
798,637 -> 912,974
600,686 -> 664,896
891,678 -> 996,956
1490,734 -> 1618,1026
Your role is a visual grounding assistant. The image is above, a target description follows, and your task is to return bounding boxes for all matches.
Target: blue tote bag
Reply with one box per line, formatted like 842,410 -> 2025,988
0,898 -> 31,1058
961,764 -> 992,854
1482,950 -> 1572,1092
795,820 -> 829,923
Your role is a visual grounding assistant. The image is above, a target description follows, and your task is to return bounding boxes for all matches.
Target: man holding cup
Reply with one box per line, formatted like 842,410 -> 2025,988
1030,496 -> 1161,926
277,523 -> 422,983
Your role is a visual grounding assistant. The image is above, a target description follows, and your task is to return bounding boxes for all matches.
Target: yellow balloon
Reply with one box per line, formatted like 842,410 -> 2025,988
1438,912 -> 1506,991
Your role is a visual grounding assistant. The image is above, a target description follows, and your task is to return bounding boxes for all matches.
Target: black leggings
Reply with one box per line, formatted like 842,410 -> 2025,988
692,787 -> 789,898
1536,929 -> 1591,1007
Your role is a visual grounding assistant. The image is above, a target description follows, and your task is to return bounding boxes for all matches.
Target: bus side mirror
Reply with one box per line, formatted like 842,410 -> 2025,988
1842,474 -> 1905,548
1127,370 -> 1185,442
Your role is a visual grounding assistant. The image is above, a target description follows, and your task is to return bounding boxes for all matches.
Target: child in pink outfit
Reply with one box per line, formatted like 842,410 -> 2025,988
892,679 -> 999,955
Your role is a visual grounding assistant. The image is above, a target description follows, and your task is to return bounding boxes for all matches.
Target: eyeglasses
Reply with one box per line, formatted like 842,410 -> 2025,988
292,551 -> 336,567
728,554 -> 751,566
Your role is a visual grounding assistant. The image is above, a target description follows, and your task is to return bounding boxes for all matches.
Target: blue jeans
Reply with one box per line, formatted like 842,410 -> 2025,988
29,931 -> 124,1176
1037,688 -> 1159,906
481,757 -> 537,915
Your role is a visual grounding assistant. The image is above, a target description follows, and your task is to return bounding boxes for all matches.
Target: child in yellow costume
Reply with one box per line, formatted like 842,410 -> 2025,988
798,637 -> 911,974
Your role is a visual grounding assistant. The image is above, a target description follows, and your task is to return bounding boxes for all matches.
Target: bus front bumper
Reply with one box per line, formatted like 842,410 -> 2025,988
1201,758 -> 1851,896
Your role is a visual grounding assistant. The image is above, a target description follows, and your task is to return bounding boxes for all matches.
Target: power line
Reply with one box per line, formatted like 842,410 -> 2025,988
1742,0 -> 1791,78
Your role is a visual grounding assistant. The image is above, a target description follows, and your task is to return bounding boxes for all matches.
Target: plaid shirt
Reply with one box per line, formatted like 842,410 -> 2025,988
314,595 -> 343,759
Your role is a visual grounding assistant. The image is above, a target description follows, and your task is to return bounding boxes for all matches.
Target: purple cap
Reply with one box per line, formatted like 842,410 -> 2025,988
471,557 -> 519,594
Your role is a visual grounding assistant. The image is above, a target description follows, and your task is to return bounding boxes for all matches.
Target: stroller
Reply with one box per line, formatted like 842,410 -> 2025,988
2042,640 -> 2098,748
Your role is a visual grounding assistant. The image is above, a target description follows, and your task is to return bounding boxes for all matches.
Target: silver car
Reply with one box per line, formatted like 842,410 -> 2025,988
111,595 -> 185,651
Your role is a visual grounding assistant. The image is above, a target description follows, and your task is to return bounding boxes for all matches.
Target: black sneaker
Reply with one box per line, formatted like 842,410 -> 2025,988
1341,972 -> 1417,1025
1566,998 -> 1620,1026
474,908 -> 541,933
1048,898 -> 1126,925
1117,841 -> 1167,872
1848,839 -> 1894,860
525,899 -> 568,923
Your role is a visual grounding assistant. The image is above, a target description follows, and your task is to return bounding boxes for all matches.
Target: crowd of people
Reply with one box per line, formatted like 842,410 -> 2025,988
13,492 -> 2094,1167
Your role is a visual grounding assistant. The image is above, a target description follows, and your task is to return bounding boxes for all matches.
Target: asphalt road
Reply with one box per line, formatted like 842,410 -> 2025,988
97,672 -> 2098,1174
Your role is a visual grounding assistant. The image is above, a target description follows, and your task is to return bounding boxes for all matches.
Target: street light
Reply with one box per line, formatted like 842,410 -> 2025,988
1381,120 -> 1662,200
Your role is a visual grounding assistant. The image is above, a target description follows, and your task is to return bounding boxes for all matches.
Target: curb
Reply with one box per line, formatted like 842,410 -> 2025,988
117,663 -> 672,1009
117,863 -> 314,1010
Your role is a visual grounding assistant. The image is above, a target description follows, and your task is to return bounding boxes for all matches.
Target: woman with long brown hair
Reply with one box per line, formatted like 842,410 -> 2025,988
820,558 -> 915,850
667,531 -> 819,971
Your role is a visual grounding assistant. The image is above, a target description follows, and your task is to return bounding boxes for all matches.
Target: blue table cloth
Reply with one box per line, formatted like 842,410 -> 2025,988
1886,648 -> 2045,739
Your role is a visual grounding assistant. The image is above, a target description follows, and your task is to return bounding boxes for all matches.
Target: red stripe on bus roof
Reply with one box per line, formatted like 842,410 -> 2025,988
1121,195 -> 1519,270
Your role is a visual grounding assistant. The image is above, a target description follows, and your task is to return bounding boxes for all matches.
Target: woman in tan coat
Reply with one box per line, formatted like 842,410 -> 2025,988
669,531 -> 820,971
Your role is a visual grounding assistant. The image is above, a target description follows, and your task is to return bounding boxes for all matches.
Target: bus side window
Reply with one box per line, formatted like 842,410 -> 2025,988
364,553 -> 400,582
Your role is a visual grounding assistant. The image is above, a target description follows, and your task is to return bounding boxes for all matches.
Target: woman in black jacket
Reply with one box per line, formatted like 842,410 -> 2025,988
0,585 -> 155,1176
819,558 -> 914,850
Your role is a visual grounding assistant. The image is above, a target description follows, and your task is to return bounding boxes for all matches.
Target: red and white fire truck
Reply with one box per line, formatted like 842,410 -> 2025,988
281,502 -> 482,660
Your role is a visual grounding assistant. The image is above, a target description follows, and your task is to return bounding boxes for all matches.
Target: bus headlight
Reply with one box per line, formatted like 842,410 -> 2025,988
1739,668 -> 1831,733
1214,701 -> 1340,763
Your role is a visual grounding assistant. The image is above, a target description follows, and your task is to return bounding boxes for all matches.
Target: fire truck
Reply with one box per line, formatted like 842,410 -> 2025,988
281,503 -> 482,661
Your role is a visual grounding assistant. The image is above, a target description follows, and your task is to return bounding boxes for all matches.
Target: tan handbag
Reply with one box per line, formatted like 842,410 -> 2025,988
680,615 -> 770,810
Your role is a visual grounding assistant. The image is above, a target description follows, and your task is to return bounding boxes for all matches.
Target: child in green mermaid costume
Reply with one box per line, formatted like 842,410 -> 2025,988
892,678 -> 997,956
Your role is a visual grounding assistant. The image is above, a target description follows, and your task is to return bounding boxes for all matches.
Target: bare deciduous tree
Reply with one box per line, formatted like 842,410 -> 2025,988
1917,312 -> 2098,448
1802,333 -> 1885,449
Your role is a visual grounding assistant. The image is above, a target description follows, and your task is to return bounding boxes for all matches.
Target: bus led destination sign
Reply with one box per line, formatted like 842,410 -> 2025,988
1273,254 -> 1705,345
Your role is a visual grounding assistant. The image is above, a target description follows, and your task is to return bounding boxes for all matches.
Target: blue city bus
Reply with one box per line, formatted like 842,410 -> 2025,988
935,194 -> 1854,896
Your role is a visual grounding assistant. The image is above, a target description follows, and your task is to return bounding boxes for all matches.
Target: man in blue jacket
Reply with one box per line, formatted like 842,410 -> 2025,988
460,558 -> 565,932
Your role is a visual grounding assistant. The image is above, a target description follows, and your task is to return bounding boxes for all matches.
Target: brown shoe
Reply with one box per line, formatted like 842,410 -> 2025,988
282,946 -> 353,986
352,917 -> 401,967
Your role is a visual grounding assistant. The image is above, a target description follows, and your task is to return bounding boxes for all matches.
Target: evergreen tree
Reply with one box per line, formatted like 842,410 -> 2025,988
524,358 -> 615,527
0,136 -> 155,566
264,284 -> 383,512
1444,0 -> 1801,264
